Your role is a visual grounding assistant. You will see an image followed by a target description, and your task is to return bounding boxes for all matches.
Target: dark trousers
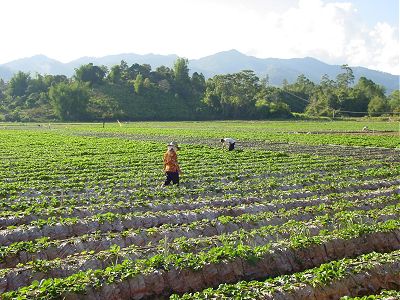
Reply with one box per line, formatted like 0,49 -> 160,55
228,142 -> 235,151
164,171 -> 179,186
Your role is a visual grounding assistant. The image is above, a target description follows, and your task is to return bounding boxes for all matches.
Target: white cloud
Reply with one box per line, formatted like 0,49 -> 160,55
363,22 -> 399,74
0,0 -> 399,74
241,0 -> 352,57
240,0 -> 399,74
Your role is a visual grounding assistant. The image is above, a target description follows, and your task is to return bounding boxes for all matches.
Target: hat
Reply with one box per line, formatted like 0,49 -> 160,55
167,141 -> 180,150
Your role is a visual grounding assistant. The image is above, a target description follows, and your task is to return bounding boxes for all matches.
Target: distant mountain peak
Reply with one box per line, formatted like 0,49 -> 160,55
31,54 -> 48,59
223,49 -> 243,54
0,50 -> 398,92
211,49 -> 246,57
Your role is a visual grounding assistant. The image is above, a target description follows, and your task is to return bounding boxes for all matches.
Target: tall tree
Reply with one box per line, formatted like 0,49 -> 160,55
134,74 -> 144,94
388,90 -> 400,112
202,70 -> 263,118
107,65 -> 123,84
173,58 -> 192,100
8,71 -> 30,97
191,72 -> 206,98
74,63 -> 107,86
347,76 -> 386,115
368,96 -> 389,116
281,74 -> 315,112
49,82 -> 90,120
336,64 -> 355,89
128,63 -> 151,81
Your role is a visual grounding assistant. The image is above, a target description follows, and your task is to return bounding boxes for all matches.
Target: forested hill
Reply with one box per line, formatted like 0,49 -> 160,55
191,50 -> 399,93
0,50 -> 398,93
0,57 -> 399,122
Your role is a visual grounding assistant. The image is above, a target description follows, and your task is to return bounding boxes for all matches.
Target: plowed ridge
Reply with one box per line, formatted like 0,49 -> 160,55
0,127 -> 399,299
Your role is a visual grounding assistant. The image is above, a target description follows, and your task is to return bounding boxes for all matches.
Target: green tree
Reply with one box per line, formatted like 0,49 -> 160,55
191,72 -> 206,95
74,63 -> 107,86
282,74 -> 315,112
333,65 -> 355,113
156,66 -> 174,78
306,92 -> 331,116
336,64 -> 354,89
107,65 -> 123,84
320,74 -> 335,90
127,63 -> 151,81
202,78 -> 222,114
305,74 -> 338,117
43,74 -> 68,86
191,72 -> 206,108
173,57 -> 192,100
0,79 -> 6,103
8,71 -> 30,97
134,74 -> 144,94
49,82 -> 90,120
202,70 -> 282,119
346,77 -> 386,116
388,90 -> 400,113
27,73 -> 47,94
368,96 -> 389,116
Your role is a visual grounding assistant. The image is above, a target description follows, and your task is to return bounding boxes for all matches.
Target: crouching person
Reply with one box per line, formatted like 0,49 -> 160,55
163,141 -> 181,186
221,138 -> 236,151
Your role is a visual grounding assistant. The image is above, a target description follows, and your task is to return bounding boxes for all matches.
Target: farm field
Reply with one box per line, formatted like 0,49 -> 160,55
0,120 -> 399,299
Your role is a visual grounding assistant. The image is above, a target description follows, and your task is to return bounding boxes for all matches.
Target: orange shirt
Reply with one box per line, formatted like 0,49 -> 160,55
163,150 -> 181,172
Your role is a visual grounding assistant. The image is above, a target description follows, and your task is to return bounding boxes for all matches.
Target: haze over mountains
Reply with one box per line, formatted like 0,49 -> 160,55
0,50 -> 398,92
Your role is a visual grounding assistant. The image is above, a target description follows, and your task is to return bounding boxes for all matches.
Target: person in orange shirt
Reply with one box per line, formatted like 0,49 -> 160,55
163,141 -> 182,186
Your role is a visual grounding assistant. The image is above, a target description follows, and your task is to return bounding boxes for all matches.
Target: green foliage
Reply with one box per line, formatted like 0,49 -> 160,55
336,64 -> 355,89
173,57 -> 193,103
0,123 -> 399,299
0,60 -> 398,121
49,81 -> 90,120
74,63 -> 107,85
7,71 -> 30,97
134,73 -> 144,94
202,70 -> 289,119
282,74 -> 315,112
388,90 -> 400,112
368,96 -> 389,116
303,65 -> 397,118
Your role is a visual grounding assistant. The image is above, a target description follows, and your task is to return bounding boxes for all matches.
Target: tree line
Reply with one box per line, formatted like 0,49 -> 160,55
0,58 -> 398,122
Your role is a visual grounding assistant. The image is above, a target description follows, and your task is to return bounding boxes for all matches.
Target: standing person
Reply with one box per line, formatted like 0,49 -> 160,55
163,141 -> 181,186
221,138 -> 236,151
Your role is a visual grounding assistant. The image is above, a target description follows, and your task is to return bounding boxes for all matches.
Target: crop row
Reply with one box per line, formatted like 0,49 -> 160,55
2,128 -> 398,201
1,178 -> 398,247
340,290 -> 400,300
0,164 -> 398,229
69,121 -> 400,149
0,159 -> 398,223
1,195 -> 399,293
172,249 -> 400,300
1,125 -> 398,299
1,188 -> 398,267
1,188 -> 397,270
2,220 -> 399,298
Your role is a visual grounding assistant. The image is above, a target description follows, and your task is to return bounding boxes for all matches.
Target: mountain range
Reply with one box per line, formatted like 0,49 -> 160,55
0,50 -> 398,93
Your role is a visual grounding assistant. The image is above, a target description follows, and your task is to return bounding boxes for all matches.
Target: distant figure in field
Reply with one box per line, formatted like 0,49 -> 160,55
362,126 -> 369,132
163,142 -> 181,186
221,138 -> 236,151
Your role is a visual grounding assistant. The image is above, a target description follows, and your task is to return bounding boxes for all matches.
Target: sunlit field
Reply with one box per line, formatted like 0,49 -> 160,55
0,120 -> 399,299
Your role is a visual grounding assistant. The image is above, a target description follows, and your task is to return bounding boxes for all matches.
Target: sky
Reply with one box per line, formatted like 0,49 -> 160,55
1,0 -> 399,74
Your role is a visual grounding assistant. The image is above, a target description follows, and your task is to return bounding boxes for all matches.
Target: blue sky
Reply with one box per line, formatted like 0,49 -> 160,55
334,0 -> 398,26
1,0 -> 399,74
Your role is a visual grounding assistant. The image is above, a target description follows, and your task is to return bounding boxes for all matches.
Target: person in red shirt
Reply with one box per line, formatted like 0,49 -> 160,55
163,141 -> 182,186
